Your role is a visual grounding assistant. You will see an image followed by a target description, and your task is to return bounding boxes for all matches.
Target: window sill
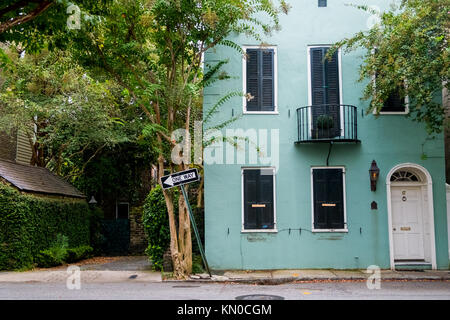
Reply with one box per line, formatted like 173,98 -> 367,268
241,229 -> 278,233
377,112 -> 409,115
243,111 -> 279,115
312,229 -> 348,233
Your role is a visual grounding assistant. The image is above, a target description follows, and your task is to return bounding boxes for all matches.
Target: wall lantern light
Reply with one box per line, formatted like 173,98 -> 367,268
369,160 -> 380,191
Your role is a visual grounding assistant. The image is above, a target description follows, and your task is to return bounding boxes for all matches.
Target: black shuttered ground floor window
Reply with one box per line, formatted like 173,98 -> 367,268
242,168 -> 276,231
311,167 -> 347,231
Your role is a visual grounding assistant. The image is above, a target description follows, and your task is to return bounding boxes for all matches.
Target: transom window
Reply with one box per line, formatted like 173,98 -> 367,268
390,170 -> 420,182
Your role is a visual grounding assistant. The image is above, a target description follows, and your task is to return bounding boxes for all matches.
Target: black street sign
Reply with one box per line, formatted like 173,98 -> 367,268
160,168 -> 200,189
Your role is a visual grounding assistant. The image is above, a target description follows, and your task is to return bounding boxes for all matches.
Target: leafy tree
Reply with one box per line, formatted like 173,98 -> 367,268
64,0 -> 289,278
331,0 -> 449,133
0,45 -> 131,172
0,1 -> 110,52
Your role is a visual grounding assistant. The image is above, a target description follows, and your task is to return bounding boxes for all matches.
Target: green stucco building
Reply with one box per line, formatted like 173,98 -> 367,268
203,0 -> 449,270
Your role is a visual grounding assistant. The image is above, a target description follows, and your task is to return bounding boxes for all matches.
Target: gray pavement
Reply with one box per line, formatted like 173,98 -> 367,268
0,280 -> 449,300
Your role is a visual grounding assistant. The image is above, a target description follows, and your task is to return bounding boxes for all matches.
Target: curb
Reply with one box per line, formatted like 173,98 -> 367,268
165,276 -> 450,285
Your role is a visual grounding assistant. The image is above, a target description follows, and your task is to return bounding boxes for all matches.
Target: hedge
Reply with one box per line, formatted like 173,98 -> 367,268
0,183 -> 90,271
142,185 -> 172,271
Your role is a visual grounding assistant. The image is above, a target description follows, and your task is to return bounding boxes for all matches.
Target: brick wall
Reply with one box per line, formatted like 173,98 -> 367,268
129,206 -> 148,254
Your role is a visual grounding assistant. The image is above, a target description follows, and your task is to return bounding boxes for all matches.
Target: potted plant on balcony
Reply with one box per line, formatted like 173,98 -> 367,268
315,114 -> 334,139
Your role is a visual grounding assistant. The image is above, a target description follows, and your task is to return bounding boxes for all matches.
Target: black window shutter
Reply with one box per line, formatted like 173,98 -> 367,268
243,169 -> 274,229
258,172 -> 274,229
310,47 -> 341,138
261,50 -> 274,111
313,169 -> 345,229
243,169 -> 259,229
381,87 -> 406,112
246,49 -> 274,112
246,49 -> 259,111
311,48 -> 326,106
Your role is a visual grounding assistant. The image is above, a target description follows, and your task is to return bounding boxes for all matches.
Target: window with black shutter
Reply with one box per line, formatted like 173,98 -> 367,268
309,46 -> 341,138
243,168 -> 275,230
245,48 -> 275,112
312,168 -> 346,230
380,86 -> 407,113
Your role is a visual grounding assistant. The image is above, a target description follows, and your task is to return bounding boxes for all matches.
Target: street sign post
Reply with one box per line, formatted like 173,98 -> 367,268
160,168 -> 211,277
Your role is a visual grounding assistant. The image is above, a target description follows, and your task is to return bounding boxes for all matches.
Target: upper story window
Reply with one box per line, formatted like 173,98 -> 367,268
379,86 -> 408,114
318,0 -> 327,7
308,46 -> 342,138
243,46 -> 277,113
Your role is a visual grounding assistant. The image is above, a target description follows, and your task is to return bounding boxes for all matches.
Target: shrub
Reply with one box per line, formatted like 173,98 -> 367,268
0,184 -> 91,270
142,185 -> 176,271
192,254 -> 205,274
66,245 -> 94,263
35,234 -> 69,268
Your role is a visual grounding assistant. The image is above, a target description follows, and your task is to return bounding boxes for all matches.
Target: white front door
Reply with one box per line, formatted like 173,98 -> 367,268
391,186 -> 425,260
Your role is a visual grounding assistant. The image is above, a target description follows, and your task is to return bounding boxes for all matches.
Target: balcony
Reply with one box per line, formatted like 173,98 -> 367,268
296,104 -> 360,144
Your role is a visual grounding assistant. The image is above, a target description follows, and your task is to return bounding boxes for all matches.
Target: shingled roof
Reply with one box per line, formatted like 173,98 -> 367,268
0,159 -> 85,199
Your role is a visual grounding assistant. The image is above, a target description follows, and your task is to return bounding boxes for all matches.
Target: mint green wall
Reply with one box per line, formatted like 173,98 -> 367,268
203,0 -> 449,270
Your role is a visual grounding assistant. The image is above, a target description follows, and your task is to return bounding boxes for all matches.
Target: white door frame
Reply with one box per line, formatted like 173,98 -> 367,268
386,163 -> 437,270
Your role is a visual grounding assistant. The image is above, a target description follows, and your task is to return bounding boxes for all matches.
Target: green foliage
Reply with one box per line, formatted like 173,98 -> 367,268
35,234 -> 69,268
0,184 -> 90,271
316,115 -> 334,130
0,1 -> 110,52
142,185 -> 176,271
192,254 -> 205,274
66,245 -> 94,263
0,46 -> 133,170
36,244 -> 93,268
331,0 -> 449,133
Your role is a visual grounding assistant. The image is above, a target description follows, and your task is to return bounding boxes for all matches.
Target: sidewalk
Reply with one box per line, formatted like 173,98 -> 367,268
187,269 -> 450,284
1,262 -> 448,284
0,256 -> 162,283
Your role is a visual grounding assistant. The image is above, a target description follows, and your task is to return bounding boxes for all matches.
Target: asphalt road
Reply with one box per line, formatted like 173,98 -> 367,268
0,280 -> 449,300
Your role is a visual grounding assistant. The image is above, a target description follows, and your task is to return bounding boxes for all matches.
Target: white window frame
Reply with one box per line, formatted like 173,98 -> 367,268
241,167 -> 278,233
242,45 -> 278,115
116,201 -> 130,219
307,45 -> 344,137
310,166 -> 348,233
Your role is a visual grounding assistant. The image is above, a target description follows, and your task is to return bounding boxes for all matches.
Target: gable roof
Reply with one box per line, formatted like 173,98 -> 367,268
0,159 -> 85,199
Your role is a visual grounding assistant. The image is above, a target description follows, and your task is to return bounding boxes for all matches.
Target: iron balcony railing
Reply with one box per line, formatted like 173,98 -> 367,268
296,104 -> 359,143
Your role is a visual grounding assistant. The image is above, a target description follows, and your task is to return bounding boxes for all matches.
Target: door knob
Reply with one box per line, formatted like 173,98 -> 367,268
393,228 -> 396,231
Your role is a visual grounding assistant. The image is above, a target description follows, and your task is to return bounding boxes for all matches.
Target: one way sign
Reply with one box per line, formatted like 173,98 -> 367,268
160,168 -> 200,189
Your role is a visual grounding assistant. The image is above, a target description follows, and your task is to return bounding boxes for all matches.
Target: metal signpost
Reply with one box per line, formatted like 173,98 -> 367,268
160,168 -> 211,277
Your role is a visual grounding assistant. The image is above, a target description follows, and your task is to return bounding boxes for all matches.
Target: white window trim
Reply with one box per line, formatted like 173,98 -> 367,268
310,166 -> 348,233
306,45 -> 344,137
242,45 -> 278,115
116,201 -> 130,219
241,167 -> 278,233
